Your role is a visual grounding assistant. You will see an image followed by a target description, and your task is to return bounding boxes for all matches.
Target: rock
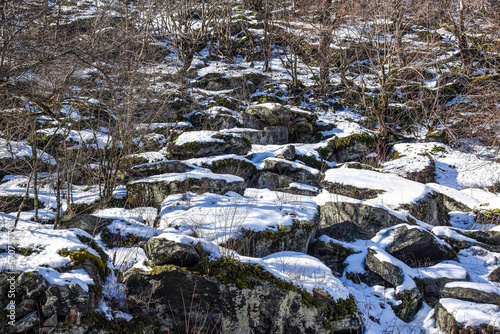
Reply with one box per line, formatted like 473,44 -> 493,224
261,158 -> 319,187
193,73 -> 237,91
42,284 -> 90,318
241,103 -> 318,141
318,133 -> 378,162
125,260 -> 363,334
167,131 -> 251,160
489,267 -> 500,282
321,168 -> 450,226
234,220 -> 317,257
17,272 -> 50,300
6,311 -> 39,333
316,200 -> 407,241
129,160 -> 194,178
392,288 -> 423,323
16,298 -> 37,319
276,145 -> 296,160
308,240 -> 356,275
434,301 -> 459,333
193,156 -> 257,184
385,225 -> 454,267
226,127 -> 289,145
126,170 -> 246,208
365,248 -> 404,287
56,214 -> 113,236
440,282 -> 500,304
143,238 -> 200,266
462,230 -> 500,251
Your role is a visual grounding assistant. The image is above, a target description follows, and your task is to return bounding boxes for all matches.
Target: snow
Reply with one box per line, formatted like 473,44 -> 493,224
0,138 -> 56,165
444,281 -> 500,295
157,189 -> 318,245
427,183 -> 480,210
130,169 -> 244,184
173,130 -> 224,146
322,168 -> 435,209
36,268 -> 94,292
260,157 -> 320,174
440,298 -> 500,328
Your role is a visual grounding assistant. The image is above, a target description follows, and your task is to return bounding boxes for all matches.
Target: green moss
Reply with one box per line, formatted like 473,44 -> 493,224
13,247 -> 40,256
101,229 -> 146,248
210,96 -> 239,109
430,145 -> 446,155
178,140 -> 204,153
330,133 -> 377,150
63,202 -> 96,216
295,154 -> 326,170
59,248 -> 106,277
203,158 -> 256,178
77,235 -> 109,263
406,216 -> 417,225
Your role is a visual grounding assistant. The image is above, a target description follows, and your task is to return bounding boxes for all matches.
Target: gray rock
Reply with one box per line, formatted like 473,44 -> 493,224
317,201 -> 407,241
318,133 -> 378,163
17,272 -> 50,300
143,238 -> 200,267
489,267 -> 500,283
307,240 -> 356,275
130,160 -> 194,178
400,192 -> 450,227
16,298 -> 37,319
416,276 -> 468,307
126,173 -> 246,208
385,225 -> 454,267
262,158 -> 319,187
6,311 -> 39,333
365,248 -> 404,287
276,145 -> 296,160
227,127 -> 288,145
234,220 -> 318,257
392,288 -> 423,323
434,302 -> 459,333
463,230 -> 500,250
167,133 -> 251,160
125,263 -> 363,334
56,214 -> 113,236
42,284 -> 89,317
440,284 -> 500,304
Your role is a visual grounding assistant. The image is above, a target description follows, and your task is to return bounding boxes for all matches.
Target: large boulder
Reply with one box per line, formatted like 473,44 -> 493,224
316,196 -> 407,241
166,131 -> 251,160
257,158 -> 320,188
385,225 -> 455,267
126,170 -> 246,208
125,259 -> 363,334
142,237 -> 200,267
128,160 -> 194,178
307,240 -> 356,275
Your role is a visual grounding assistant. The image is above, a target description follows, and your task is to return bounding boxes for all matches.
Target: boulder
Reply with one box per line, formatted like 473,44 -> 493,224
365,248 -> 404,287
392,288 -> 423,323
317,133 -> 378,163
316,200 -> 407,241
240,103 -> 318,141
192,156 -> 257,184
142,238 -> 200,267
167,131 -> 251,160
489,267 -> 500,283
385,225 -> 454,267
440,282 -> 500,304
462,230 -> 500,252
129,160 -> 194,178
126,170 -> 246,208
42,283 -> 90,318
56,214 -> 113,236
227,126 -> 289,145
261,158 -> 319,187
308,240 -> 356,275
7,311 -> 39,333
125,260 -> 363,334
234,220 -> 317,257
276,145 -> 296,160
17,272 -> 51,300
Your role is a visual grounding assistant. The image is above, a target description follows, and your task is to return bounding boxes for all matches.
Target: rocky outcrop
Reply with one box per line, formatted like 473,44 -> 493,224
129,160 -> 194,178
125,260 -> 363,334
257,158 -> 319,188
317,201 -> 407,241
399,192 -> 450,227
142,238 -> 200,266
126,170 -> 246,207
392,288 -> 423,323
308,240 -> 356,275
385,225 -> 455,267
440,282 -> 500,304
